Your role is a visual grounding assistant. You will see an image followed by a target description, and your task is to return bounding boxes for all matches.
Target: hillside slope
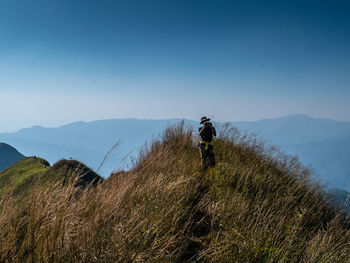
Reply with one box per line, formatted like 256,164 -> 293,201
0,158 -> 103,199
40,159 -> 103,187
0,143 -> 25,171
0,157 -> 49,197
0,123 -> 349,262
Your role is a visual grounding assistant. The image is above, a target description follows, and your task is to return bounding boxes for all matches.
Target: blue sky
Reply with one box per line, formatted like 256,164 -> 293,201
0,0 -> 350,131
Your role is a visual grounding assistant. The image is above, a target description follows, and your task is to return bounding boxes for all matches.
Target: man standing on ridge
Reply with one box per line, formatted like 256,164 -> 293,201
199,116 -> 216,170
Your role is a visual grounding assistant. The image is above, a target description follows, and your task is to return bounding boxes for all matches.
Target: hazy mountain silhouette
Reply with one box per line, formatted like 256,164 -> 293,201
0,143 -> 25,171
0,115 -> 349,190
231,115 -> 350,190
232,114 -> 350,146
283,136 -> 350,190
326,188 -> 350,215
0,119 -> 194,177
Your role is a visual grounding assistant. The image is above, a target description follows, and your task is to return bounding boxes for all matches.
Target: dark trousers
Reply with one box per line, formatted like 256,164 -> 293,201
199,142 -> 215,169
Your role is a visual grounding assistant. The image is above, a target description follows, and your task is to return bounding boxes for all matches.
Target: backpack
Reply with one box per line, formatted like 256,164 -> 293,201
199,122 -> 216,142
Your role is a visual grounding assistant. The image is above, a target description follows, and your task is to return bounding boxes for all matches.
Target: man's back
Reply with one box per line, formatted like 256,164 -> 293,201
199,122 -> 216,142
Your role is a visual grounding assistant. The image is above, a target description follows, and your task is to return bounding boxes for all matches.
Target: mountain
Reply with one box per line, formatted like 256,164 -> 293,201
231,115 -> 350,190
0,115 -> 349,190
0,143 -> 25,171
1,123 -> 349,262
284,135 -> 350,190
0,119 -> 192,177
327,188 -> 350,215
232,114 -> 350,146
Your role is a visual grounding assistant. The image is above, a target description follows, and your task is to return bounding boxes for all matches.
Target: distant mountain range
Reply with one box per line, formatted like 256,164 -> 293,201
0,119 -> 188,177
233,114 -> 350,146
0,143 -> 25,171
232,114 -> 350,190
0,115 -> 349,190
326,188 -> 350,215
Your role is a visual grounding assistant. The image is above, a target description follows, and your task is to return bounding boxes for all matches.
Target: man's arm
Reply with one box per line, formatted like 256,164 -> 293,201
199,125 -> 205,136
212,126 -> 216,137
199,122 -> 209,136
207,122 -> 216,137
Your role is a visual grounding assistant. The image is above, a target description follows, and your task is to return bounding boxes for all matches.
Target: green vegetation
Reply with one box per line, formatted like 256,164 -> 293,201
0,157 -> 49,197
0,157 -> 102,200
0,123 -> 349,262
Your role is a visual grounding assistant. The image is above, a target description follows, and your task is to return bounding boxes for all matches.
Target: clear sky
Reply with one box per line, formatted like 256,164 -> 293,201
1,0 -> 350,132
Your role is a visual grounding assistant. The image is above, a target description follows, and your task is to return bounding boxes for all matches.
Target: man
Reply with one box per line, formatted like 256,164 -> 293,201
198,116 -> 216,170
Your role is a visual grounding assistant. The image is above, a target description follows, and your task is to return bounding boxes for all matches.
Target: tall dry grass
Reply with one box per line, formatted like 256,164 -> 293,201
0,121 -> 349,262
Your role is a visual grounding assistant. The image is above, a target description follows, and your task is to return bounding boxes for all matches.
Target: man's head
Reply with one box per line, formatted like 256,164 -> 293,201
200,116 -> 210,124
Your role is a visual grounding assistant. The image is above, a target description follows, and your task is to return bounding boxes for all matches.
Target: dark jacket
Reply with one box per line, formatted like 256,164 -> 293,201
199,122 -> 216,142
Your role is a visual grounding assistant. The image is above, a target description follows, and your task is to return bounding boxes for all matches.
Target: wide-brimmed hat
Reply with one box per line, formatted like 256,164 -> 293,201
200,116 -> 211,124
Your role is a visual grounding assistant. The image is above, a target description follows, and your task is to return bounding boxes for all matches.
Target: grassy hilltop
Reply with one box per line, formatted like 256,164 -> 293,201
0,123 -> 349,262
0,157 -> 102,199
0,157 -> 49,197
